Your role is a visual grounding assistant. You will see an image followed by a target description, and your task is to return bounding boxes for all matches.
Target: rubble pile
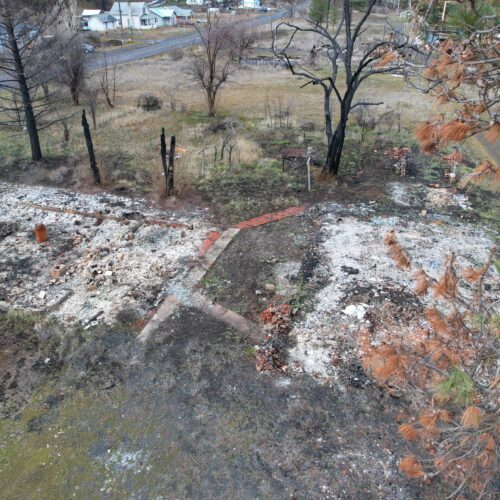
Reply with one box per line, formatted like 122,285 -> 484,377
288,203 -> 496,382
255,303 -> 293,372
386,147 -> 412,176
0,182 -> 212,326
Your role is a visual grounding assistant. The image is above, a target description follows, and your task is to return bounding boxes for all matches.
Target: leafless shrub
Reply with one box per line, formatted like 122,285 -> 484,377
98,53 -> 117,109
83,86 -> 99,129
352,105 -> 400,141
169,48 -> 184,61
189,16 -> 234,117
264,95 -> 293,130
55,34 -> 86,106
231,25 -> 257,64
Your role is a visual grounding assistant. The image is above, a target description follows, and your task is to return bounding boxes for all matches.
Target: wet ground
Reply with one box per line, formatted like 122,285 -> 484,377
0,306 -> 440,499
1,143 -> 497,498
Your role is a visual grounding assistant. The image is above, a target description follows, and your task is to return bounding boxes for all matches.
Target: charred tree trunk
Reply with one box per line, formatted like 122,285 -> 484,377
160,128 -> 169,194
6,21 -> 43,162
167,135 -> 176,196
70,85 -> 80,106
82,110 -> 101,185
325,120 -> 346,176
325,89 -> 354,176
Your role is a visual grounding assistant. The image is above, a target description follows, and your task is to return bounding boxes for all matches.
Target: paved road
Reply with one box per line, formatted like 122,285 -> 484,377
85,8 -> 289,71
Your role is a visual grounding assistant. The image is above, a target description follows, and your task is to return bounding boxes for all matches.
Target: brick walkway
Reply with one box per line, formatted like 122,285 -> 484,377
232,205 -> 307,230
199,231 -> 222,256
198,205 -> 307,256
141,204 -> 308,343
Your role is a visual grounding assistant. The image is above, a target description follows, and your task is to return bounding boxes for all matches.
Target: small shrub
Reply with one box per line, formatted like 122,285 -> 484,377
136,94 -> 162,112
169,48 -> 184,61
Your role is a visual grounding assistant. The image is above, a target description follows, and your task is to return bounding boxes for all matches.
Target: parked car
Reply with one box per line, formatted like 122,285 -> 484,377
258,7 -> 268,12
82,43 -> 95,53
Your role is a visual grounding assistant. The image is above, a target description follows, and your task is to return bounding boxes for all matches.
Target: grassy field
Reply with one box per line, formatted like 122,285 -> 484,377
0,29 -> 494,207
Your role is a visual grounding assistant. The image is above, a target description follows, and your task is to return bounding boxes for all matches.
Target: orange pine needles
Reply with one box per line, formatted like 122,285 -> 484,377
399,455 -> 425,478
413,269 -> 430,296
399,423 -> 418,441
363,346 -> 402,381
384,230 -> 411,269
459,160 -> 500,189
375,51 -> 397,68
419,410 -> 439,429
463,266 -> 484,283
424,307 -> 452,339
415,122 -> 434,142
461,406 -> 482,428
437,121 -> 475,142
434,255 -> 458,299
484,122 -> 500,143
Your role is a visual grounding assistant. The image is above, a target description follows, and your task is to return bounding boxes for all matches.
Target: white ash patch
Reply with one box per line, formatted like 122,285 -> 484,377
388,181 -> 471,210
0,182 -> 213,325
289,204 -> 495,381
425,187 -> 470,209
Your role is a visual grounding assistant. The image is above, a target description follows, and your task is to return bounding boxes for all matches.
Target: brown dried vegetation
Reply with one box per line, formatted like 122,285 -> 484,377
362,233 -> 498,497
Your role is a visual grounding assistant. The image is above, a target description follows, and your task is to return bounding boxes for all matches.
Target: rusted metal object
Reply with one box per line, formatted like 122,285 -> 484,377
35,223 -> 48,243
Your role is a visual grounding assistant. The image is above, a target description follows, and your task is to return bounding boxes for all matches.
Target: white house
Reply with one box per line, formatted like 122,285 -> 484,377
80,9 -> 101,29
87,13 -> 119,31
81,9 -> 102,21
241,0 -> 261,8
186,0 -> 204,4
110,2 -> 158,29
149,6 -> 193,26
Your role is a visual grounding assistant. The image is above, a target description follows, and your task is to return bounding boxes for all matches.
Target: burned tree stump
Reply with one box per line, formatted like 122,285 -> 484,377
167,135 -> 175,197
160,128 -> 168,194
82,110 -> 101,185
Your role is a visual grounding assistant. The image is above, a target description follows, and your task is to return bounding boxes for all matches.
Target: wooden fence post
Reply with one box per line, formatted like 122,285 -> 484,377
82,110 -> 101,185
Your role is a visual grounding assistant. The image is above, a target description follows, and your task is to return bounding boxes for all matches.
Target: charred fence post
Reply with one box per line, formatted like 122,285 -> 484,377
167,135 -> 176,196
160,128 -> 168,194
82,110 -> 101,185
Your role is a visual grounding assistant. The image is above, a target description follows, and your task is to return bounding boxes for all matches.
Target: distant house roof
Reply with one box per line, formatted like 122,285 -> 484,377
93,14 -> 118,23
81,9 -> 101,17
110,2 -> 146,17
150,6 -> 193,17
149,7 -> 175,18
174,7 -> 193,17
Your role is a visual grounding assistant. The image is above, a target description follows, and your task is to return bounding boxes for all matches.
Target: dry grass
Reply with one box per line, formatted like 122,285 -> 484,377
0,40 -> 439,195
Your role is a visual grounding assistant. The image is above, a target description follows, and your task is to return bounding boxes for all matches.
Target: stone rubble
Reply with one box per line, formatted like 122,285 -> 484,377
288,202 -> 496,382
0,182 -> 213,325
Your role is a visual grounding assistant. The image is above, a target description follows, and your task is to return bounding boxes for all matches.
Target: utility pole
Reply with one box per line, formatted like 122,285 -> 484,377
118,1 -> 125,46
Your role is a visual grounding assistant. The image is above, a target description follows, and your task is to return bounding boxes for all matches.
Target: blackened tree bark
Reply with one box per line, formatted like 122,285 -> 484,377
167,135 -> 176,196
4,20 -> 42,161
160,128 -> 169,194
273,0 -> 408,175
0,1 -> 64,162
82,110 -> 101,184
